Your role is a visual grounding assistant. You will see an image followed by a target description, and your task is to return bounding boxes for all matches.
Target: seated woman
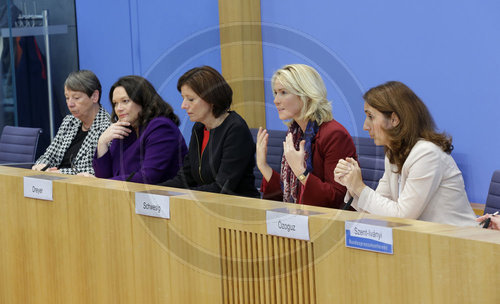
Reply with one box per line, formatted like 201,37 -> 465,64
32,70 -> 110,174
256,64 -> 357,208
93,75 -> 187,184
334,81 -> 476,226
159,66 -> 259,198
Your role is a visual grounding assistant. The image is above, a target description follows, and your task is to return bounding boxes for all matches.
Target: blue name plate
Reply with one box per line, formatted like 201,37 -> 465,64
345,219 -> 405,254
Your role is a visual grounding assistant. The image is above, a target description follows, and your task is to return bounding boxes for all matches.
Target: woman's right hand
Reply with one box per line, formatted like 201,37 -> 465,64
334,159 -> 351,187
32,163 -> 47,171
256,127 -> 272,182
97,122 -> 132,158
334,158 -> 366,197
476,214 -> 500,230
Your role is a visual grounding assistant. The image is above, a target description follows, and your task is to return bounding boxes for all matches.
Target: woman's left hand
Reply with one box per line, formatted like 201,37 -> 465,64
338,157 -> 366,196
283,133 -> 306,178
77,172 -> 95,178
46,167 -> 61,174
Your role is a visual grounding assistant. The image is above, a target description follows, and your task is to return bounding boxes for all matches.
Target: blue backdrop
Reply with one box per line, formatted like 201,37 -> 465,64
76,0 -> 500,204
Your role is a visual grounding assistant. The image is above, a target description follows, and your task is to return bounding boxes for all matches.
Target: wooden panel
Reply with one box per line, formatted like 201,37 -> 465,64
1,166 -> 500,303
0,170 -> 136,303
218,0 -> 266,128
63,182 -> 136,303
219,228 -> 316,304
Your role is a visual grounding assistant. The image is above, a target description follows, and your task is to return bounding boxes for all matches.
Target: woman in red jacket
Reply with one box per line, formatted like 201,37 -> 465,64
256,64 -> 356,208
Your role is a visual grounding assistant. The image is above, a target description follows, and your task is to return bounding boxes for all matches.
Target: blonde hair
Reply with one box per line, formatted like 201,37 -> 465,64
271,64 -> 332,126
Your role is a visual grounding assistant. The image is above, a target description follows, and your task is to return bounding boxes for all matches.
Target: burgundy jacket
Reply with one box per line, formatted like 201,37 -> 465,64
261,119 -> 357,209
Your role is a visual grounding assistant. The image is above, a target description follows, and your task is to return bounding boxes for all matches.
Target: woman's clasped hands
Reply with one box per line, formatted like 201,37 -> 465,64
334,157 -> 366,196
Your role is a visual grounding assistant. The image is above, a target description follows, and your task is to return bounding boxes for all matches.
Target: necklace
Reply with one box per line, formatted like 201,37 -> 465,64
82,123 -> 90,131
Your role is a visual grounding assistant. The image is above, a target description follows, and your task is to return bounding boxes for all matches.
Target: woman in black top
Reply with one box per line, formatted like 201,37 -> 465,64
159,66 -> 259,198
32,70 -> 110,174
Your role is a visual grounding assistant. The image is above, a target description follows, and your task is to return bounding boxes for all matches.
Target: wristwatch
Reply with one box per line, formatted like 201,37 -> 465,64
297,169 -> 309,181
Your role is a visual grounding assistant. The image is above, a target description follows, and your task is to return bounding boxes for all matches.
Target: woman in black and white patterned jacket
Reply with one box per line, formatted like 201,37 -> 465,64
32,70 -> 110,175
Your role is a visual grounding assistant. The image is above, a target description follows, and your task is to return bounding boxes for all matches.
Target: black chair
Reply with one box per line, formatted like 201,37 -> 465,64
250,128 -> 287,190
0,125 -> 42,167
352,136 -> 385,190
484,170 -> 500,215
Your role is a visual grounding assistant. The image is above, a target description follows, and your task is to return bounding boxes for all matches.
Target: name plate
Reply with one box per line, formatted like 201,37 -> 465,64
345,219 -> 407,254
23,175 -> 65,201
135,190 -> 184,219
266,208 -> 322,241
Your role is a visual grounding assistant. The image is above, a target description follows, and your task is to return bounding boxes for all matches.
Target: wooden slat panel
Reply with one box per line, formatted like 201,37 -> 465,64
257,234 -> 266,304
231,229 -> 240,303
220,228 -> 229,304
219,228 -> 315,303
241,231 -> 249,302
290,239 -> 298,304
274,236 -> 282,304
295,240 -> 305,304
263,234 -> 272,304
301,241 -> 310,303
307,244 -> 316,304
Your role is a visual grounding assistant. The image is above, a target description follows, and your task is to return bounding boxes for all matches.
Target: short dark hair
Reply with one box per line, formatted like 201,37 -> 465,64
64,70 -> 102,104
109,75 -> 180,127
177,66 -> 232,118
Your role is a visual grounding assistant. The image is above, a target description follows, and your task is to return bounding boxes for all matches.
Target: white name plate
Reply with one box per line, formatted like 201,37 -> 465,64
135,190 -> 184,219
266,208 -> 322,241
23,175 -> 65,201
345,219 -> 408,254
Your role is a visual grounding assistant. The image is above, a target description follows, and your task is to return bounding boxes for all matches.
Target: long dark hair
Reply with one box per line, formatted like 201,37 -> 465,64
363,81 -> 452,173
109,75 -> 180,128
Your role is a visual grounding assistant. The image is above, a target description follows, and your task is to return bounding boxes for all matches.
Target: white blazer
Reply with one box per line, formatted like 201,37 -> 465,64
351,140 -> 477,226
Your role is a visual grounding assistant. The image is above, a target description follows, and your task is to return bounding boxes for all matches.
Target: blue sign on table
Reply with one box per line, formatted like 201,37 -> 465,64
345,219 -> 408,254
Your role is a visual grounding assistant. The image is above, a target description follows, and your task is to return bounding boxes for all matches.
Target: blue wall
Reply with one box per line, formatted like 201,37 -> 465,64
260,0 -> 500,204
76,0 -> 500,204
75,0 -> 222,139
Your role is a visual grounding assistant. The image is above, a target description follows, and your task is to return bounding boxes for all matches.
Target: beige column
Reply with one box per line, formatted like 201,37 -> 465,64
218,0 -> 266,128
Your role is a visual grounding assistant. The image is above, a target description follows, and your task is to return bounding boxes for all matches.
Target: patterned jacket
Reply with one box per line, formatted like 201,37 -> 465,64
35,106 -> 110,175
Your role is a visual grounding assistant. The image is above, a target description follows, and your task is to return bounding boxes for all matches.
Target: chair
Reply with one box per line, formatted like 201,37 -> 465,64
0,125 -> 42,166
250,128 -> 287,190
484,170 -> 500,215
352,136 -> 385,190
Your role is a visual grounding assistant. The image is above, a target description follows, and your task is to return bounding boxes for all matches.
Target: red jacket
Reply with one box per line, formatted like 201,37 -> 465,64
261,119 -> 357,209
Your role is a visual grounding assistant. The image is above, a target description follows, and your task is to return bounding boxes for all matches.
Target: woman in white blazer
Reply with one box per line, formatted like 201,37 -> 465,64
334,81 -> 476,226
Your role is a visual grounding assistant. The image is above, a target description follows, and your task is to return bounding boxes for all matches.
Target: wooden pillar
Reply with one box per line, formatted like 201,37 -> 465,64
218,0 -> 266,128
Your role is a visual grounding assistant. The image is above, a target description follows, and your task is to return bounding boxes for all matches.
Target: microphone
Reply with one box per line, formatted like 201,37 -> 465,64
342,197 -> 354,210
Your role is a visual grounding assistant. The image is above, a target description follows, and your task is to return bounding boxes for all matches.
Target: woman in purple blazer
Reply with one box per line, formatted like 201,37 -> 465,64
92,75 -> 187,184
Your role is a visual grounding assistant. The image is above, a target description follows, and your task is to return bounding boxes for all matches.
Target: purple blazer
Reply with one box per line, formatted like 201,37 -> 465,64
93,117 -> 187,184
